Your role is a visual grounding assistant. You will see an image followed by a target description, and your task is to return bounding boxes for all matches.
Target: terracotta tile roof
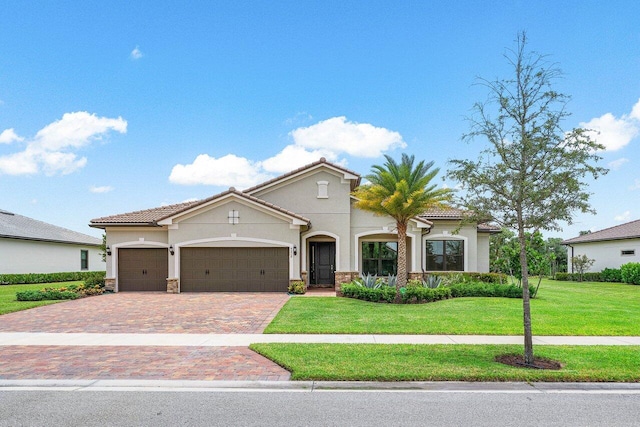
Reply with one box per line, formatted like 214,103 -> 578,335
419,207 -> 500,233
562,219 -> 640,244
1,209 -> 101,245
244,157 -> 361,194
90,188 -> 311,227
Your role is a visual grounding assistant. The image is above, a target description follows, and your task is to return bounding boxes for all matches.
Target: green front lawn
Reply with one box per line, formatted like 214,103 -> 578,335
251,343 -> 640,382
265,279 -> 640,335
0,282 -> 81,315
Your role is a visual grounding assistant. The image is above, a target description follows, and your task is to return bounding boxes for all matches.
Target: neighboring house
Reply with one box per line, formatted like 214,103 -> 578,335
562,219 -> 640,272
0,209 -> 104,274
90,158 -> 498,293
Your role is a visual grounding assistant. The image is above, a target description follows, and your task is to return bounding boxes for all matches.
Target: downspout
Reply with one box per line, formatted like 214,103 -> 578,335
566,244 -> 574,274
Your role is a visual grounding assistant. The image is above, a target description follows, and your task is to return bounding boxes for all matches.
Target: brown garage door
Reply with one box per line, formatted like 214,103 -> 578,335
118,248 -> 168,291
180,247 -> 289,292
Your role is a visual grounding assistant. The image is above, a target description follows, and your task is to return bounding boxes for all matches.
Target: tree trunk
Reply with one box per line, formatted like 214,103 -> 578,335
518,226 -> 534,365
395,221 -> 408,303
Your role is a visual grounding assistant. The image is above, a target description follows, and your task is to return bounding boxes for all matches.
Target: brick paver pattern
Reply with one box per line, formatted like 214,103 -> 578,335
0,292 -> 290,334
0,346 -> 291,381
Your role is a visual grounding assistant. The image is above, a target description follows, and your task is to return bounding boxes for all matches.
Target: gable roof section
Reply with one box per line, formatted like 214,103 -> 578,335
419,207 -> 500,233
90,188 -> 311,228
0,209 -> 101,246
562,219 -> 640,244
244,157 -> 361,194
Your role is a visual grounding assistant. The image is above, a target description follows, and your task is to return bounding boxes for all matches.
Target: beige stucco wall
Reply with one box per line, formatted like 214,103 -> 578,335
252,169 -> 352,272
0,238 -> 104,274
476,233 -> 491,273
567,239 -> 640,272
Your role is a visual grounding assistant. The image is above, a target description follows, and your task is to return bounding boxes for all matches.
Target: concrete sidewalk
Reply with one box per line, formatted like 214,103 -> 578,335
2,332 -> 639,346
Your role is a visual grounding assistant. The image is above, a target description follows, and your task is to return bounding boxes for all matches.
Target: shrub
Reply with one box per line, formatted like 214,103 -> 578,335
341,283 -> 396,303
446,281 -> 533,299
401,286 -> 451,303
288,280 -> 306,294
621,263 -> 640,285
424,272 -> 507,284
601,268 -> 622,283
16,289 -> 79,301
554,272 -> 603,282
0,271 -> 106,285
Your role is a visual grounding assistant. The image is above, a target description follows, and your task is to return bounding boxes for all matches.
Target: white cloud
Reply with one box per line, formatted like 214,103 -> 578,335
0,112 -> 127,176
169,154 -> 271,188
0,128 -> 24,144
169,116 -> 404,186
130,46 -> 143,60
581,98 -> 640,151
260,145 -> 337,174
630,179 -> 640,191
289,116 -> 406,158
614,211 -> 631,222
90,185 -> 114,193
608,158 -> 629,171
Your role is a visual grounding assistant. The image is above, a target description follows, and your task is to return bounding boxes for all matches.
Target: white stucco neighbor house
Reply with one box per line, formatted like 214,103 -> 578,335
0,209 -> 104,274
562,219 -> 640,272
90,158 -> 499,293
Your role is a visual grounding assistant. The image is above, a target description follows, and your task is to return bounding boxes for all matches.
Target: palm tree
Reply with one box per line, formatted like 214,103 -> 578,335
353,154 -> 453,302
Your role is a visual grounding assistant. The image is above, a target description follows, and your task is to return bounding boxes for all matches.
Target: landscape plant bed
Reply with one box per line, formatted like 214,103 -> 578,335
264,279 -> 640,335
0,283 -> 81,315
250,343 -> 640,382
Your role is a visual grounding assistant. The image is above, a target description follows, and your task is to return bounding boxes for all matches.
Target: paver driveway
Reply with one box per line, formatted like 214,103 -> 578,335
0,292 -> 292,381
0,292 -> 290,334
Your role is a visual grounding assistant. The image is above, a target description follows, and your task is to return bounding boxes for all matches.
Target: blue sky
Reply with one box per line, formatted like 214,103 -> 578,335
1,1 -> 639,239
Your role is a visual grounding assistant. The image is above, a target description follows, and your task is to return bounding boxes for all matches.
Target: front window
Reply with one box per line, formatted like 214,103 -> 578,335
426,240 -> 464,271
362,241 -> 397,276
81,250 -> 89,270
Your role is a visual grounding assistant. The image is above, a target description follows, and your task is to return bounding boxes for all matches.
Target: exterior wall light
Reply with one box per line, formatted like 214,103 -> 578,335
293,245 -> 297,256
169,245 -> 175,255
106,246 -> 112,256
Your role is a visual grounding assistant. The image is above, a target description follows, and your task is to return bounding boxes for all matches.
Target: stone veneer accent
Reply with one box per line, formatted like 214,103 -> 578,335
105,278 -> 115,292
167,278 -> 179,294
334,271 -> 359,296
300,271 -> 308,286
408,272 -> 424,281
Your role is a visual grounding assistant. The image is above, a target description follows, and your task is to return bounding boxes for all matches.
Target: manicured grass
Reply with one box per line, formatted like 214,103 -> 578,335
251,343 -> 640,382
0,282 -> 81,315
265,279 -> 640,335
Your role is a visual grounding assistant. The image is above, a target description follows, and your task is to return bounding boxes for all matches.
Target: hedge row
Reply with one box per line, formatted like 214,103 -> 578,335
341,281 -> 527,304
0,271 -> 105,285
555,263 -> 640,285
426,272 -> 507,284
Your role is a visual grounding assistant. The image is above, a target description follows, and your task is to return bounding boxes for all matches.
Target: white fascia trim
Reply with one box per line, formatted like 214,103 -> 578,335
423,233 -> 469,272
301,230 -> 341,271
111,241 -> 169,292
173,236 -> 296,281
245,164 -> 358,195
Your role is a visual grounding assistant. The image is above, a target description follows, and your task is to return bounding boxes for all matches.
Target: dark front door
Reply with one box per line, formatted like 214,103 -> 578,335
310,242 -> 335,285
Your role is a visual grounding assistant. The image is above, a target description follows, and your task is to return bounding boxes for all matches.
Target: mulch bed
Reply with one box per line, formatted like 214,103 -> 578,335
495,354 -> 563,370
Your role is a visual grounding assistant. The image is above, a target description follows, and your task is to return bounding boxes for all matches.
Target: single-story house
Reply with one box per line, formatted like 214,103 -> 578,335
562,219 -> 640,272
0,209 -> 104,274
90,158 -> 498,293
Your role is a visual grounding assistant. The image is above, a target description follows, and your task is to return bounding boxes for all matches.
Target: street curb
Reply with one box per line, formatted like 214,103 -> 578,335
2,379 -> 640,392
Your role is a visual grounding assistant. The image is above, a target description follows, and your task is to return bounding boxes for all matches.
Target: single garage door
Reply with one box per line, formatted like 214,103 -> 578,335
180,247 -> 289,292
118,248 -> 168,291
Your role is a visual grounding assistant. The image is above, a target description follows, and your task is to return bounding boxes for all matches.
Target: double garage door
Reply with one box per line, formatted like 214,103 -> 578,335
181,247 -> 289,292
118,247 -> 289,292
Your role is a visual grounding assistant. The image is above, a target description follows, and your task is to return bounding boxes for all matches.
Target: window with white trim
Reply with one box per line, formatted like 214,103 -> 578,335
426,239 -> 464,271
361,241 -> 397,276
317,181 -> 329,199
80,250 -> 89,270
